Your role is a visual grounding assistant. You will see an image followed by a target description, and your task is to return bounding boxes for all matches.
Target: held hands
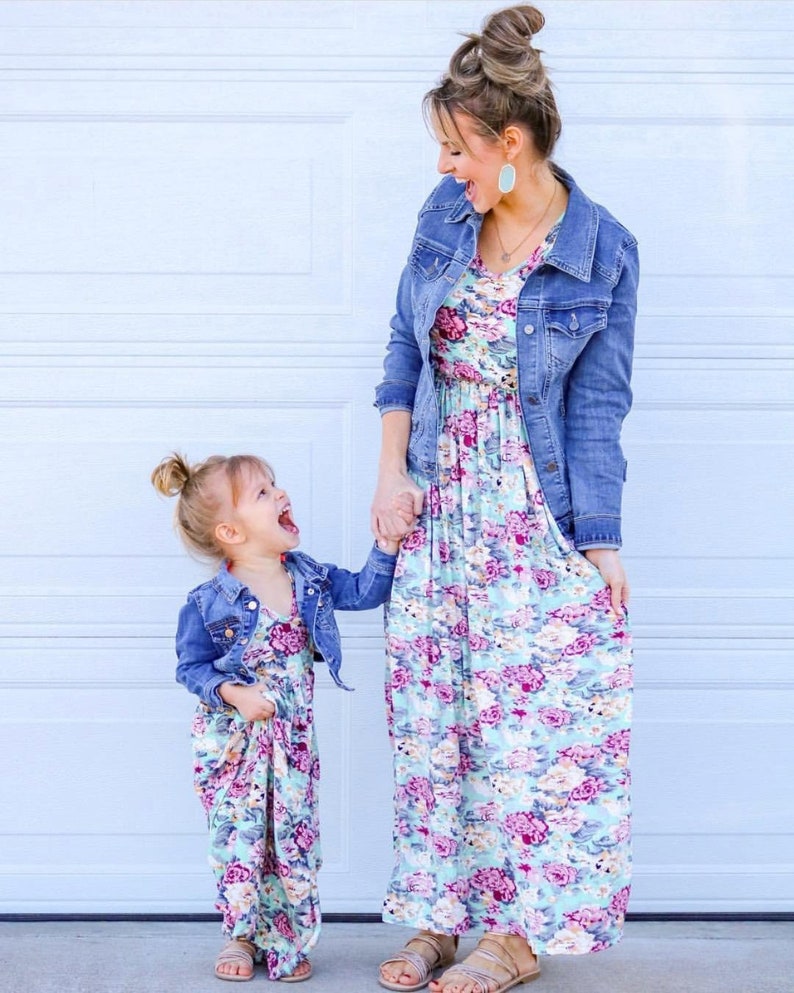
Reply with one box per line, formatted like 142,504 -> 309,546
371,471 -> 424,544
218,681 -> 276,722
583,548 -> 630,617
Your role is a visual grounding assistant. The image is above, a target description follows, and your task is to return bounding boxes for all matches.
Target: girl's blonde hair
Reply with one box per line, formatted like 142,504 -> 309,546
424,4 -> 561,159
151,452 -> 275,561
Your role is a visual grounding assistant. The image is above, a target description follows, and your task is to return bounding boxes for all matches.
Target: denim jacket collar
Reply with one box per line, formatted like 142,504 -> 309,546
445,164 -> 598,283
210,553 -> 329,605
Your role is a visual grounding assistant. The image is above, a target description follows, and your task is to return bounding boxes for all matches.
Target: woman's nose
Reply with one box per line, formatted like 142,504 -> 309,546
437,149 -> 453,175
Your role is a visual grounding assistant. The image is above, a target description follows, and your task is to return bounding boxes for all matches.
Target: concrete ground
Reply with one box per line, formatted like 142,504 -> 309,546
0,920 -> 792,993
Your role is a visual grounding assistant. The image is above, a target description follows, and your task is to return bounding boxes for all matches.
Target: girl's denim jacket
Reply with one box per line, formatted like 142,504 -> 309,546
375,166 -> 639,550
175,545 -> 397,708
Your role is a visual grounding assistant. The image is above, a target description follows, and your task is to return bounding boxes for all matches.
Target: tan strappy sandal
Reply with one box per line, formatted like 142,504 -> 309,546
278,958 -> 312,983
433,936 -> 540,993
214,939 -> 255,982
379,932 -> 459,992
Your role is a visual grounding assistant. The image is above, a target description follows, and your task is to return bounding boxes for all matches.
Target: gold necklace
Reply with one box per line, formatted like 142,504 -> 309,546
492,180 -> 558,263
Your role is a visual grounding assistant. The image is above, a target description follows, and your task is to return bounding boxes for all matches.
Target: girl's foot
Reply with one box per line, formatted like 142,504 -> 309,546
379,931 -> 459,990
428,933 -> 539,993
214,939 -> 255,982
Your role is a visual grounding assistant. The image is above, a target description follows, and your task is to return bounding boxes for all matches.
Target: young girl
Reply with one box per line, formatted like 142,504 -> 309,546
152,452 -> 402,983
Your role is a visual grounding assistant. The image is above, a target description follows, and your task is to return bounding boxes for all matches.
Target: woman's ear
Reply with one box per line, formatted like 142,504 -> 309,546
215,521 -> 244,546
502,124 -> 527,162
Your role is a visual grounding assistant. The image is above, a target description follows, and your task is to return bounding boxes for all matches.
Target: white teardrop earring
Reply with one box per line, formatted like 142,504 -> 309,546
498,163 -> 516,194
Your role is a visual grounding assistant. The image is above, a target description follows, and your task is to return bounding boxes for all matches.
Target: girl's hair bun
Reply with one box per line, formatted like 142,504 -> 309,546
151,452 -> 192,497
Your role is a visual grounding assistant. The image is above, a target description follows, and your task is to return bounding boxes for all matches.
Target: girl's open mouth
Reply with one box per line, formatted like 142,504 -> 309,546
278,505 -> 299,535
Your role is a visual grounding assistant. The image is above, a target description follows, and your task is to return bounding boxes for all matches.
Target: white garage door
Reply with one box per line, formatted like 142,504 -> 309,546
1,0 -> 791,915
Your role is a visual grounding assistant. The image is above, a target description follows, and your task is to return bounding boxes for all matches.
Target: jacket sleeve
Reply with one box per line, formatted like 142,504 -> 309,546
564,240 -> 639,550
323,544 -> 397,610
175,597 -> 241,709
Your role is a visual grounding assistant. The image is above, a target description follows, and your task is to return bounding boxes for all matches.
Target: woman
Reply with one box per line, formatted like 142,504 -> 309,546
371,6 -> 638,993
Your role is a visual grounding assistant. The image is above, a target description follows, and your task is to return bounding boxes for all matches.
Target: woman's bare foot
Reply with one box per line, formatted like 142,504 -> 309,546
280,958 -> 312,983
379,931 -> 458,989
428,933 -> 538,993
214,938 -> 255,981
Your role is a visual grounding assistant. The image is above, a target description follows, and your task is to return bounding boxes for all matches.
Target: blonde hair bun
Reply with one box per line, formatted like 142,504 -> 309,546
151,452 -> 192,498
477,5 -> 546,93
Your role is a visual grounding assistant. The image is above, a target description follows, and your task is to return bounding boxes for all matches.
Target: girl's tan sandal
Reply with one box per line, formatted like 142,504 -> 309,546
278,958 -> 313,983
379,932 -> 459,991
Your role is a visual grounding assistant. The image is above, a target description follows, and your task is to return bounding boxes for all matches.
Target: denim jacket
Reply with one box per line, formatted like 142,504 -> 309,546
175,545 -> 397,707
374,166 -> 639,549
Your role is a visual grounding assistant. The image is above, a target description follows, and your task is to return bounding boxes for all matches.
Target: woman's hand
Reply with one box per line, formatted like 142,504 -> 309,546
371,470 -> 424,542
218,682 -> 276,722
583,548 -> 630,617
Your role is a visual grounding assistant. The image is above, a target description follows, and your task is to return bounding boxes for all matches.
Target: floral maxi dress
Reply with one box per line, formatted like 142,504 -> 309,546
383,230 -> 633,955
192,590 -> 321,980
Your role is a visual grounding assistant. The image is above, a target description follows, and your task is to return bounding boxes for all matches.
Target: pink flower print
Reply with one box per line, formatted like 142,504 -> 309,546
562,632 -> 599,657
451,617 -> 469,637
435,306 -> 467,341
432,835 -> 458,858
439,540 -> 451,563
504,510 -> 531,544
270,622 -> 308,655
603,729 -> 631,757
558,743 -> 599,763
222,862 -> 253,884
434,683 -> 455,705
565,906 -> 610,928
606,665 -> 633,689
390,666 -> 412,690
539,707 -> 572,728
498,297 -> 518,317
484,558 -> 509,584
454,409 -> 478,446
227,776 -> 252,798
543,863 -> 578,887
406,776 -> 435,809
290,741 -> 312,773
405,871 -> 435,896
548,603 -> 593,623
531,568 -> 557,590
504,811 -> 549,846
294,820 -> 316,852
569,777 -> 606,803
452,360 -> 484,382
468,632 -> 490,651
609,885 -> 631,917
591,585 -> 613,611
503,665 -> 545,693
415,716 -> 434,737
428,486 -> 441,516
479,703 -> 504,726
273,912 -> 296,939
471,867 -> 517,903
501,439 -> 528,465
412,636 -> 441,665
401,527 -> 427,553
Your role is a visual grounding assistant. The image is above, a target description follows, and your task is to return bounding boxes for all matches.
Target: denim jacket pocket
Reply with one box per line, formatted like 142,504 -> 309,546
206,616 -> 243,648
409,243 -> 453,282
544,305 -> 607,368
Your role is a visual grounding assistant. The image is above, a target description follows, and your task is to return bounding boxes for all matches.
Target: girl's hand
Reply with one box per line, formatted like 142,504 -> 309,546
218,682 -> 276,722
371,471 -> 424,542
583,548 -> 630,617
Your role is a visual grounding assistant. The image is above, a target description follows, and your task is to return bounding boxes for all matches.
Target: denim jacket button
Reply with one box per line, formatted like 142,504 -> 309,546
224,628 -> 234,638
523,323 -> 535,335
247,600 -> 257,610
527,395 -> 539,405
318,598 -> 324,607
546,461 -> 558,472
307,587 -> 315,596
240,638 -> 248,645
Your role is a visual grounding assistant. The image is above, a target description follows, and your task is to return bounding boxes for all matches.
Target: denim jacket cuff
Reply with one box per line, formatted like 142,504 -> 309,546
367,542 -> 399,573
573,515 -> 622,550
374,381 -> 415,412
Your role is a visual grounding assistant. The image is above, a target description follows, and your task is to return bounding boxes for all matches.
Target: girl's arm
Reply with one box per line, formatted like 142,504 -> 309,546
175,599 -> 252,708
